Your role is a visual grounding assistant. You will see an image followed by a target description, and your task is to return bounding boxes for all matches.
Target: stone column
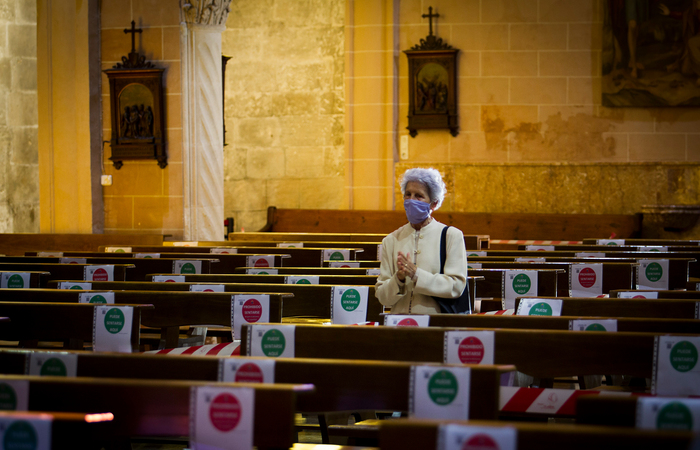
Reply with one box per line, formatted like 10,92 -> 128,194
180,1 -> 231,240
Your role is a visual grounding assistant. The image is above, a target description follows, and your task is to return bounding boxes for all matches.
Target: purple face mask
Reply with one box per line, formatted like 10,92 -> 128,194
404,199 -> 432,224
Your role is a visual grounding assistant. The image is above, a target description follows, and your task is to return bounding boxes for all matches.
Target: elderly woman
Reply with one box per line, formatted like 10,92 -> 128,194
375,168 -> 468,314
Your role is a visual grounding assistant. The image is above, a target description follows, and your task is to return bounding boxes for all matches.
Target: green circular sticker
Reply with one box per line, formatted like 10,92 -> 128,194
115,249 -> 126,253
528,302 -> 552,316
606,242 -> 618,245
468,253 -> 479,257
512,274 -> 531,295
104,308 -> 125,334
585,323 -> 607,332
3,421 -> 37,450
180,262 -> 196,274
261,329 -> 286,357
40,357 -> 67,376
645,262 -> 663,282
341,289 -> 361,312
89,295 -> 107,304
656,402 -> 693,430
7,275 -> 24,289
670,341 -> 698,372
144,255 -> 153,259
427,370 -> 458,405
295,279 -> 311,284
257,271 -> 269,275
329,251 -> 345,261
0,383 -> 17,410
69,285 -> 84,290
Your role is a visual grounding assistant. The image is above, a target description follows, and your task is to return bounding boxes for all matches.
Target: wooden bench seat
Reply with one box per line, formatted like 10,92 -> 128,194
52,274 -> 381,287
0,263 -> 132,286
582,238 -> 700,246
468,269 -> 562,300
609,289 -> 700,299
0,233 -> 164,256
0,270 -> 49,288
512,297 -> 699,319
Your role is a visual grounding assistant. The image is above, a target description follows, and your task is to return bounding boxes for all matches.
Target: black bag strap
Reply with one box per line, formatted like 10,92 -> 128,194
438,226 -> 450,274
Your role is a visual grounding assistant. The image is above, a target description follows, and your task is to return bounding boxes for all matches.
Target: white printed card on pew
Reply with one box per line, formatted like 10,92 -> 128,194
79,292 -> 115,304
570,319 -> 617,332
367,268 -> 381,276
285,276 -> 319,285
410,366 -> 471,419
638,246 -> 668,252
246,268 -> 278,275
105,247 -> 131,253
384,314 -> 430,327
570,263 -> 603,297
516,299 -> 563,316
190,284 -> 225,292
503,270 -> 538,310
525,245 -> 555,251
190,386 -> 254,450
444,331 -> 495,365
597,239 -> 625,246
84,265 -> 115,282
152,275 -> 186,283
58,282 -> 92,290
59,257 -> 87,264
637,398 -> 700,431
653,336 -> 700,396
219,358 -> 276,383
93,305 -> 134,353
232,295 -> 270,339
467,251 -> 487,257
638,259 -> 670,290
330,286 -> 369,324
246,255 -> 275,268
1,272 -> 31,288
37,251 -> 63,257
247,325 -> 295,358
325,249 -> 350,261
277,242 -> 303,248
173,260 -> 202,274
438,424 -> 517,450
0,416 -> 52,450
617,291 -> 659,299
134,253 -> 160,258
27,353 -> 78,377
210,248 -> 238,254
329,261 -> 360,268
0,380 -> 29,410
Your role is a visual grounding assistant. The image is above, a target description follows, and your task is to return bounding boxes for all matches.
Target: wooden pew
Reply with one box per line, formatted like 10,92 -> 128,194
0,374 -> 311,449
467,269 -> 562,304
0,270 -> 48,288
512,297 -> 699,319
609,290 -> 700,299
52,274 -> 381,286
582,238 -> 700,246
0,233 -> 163,256
0,263 -> 132,286
575,396 -> 686,428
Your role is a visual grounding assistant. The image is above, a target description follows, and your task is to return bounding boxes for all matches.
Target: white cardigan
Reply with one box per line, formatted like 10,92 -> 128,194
375,220 -> 467,314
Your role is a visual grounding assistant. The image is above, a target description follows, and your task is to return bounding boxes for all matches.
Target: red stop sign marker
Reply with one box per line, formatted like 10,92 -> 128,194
209,393 -> 241,432
254,258 -> 269,268
204,289 -> 214,292
242,299 -> 263,323
165,279 -> 176,282
234,363 -> 264,383
578,267 -> 596,288
397,318 -> 419,327
633,295 -> 646,298
462,434 -> 499,450
92,268 -> 109,281
458,336 -> 485,364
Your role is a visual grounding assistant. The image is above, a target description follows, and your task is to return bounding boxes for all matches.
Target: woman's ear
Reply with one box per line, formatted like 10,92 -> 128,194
430,201 -> 438,212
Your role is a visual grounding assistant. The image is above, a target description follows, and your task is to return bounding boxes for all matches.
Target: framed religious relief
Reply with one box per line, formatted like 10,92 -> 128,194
103,22 -> 166,169
404,7 -> 459,137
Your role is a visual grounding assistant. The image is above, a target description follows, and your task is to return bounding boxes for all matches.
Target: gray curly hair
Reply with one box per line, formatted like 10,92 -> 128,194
399,168 -> 446,210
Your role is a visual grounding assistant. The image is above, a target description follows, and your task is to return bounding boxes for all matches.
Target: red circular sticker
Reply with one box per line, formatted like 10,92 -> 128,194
165,279 -> 176,282
242,299 -> 263,323
462,434 -> 498,450
209,393 -> 241,432
92,268 -> 109,281
204,289 -> 214,292
578,267 -> 596,288
633,295 -> 646,299
458,336 -> 485,364
69,260 -> 79,264
340,265 -> 351,268
254,258 -> 269,268
397,318 -> 419,327
234,363 -> 264,383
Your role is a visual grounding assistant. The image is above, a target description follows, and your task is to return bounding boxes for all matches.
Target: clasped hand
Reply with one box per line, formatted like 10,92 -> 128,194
397,251 -> 417,282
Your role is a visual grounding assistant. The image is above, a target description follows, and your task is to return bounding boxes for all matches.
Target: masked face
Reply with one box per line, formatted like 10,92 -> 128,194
403,181 -> 434,224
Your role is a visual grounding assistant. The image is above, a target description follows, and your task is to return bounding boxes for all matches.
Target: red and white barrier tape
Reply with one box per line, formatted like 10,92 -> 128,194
478,309 -> 515,315
490,240 -> 582,245
145,342 -> 240,356
499,386 -> 633,415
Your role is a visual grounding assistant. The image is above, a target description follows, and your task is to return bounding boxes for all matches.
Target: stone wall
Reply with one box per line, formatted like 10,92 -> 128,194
222,0 -> 345,231
0,0 -> 39,232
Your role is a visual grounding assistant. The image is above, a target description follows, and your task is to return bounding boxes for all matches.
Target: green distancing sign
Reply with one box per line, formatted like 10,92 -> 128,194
3,420 -> 37,450
585,323 -> 607,331
528,302 -> 553,316
645,262 -> 663,282
657,402 -> 693,430
69,285 -> 84,290
104,308 -> 125,334
7,274 -> 24,288
329,251 -> 345,261
180,262 -> 196,274
40,358 -> 67,376
261,329 -> 285,357
512,274 -> 531,294
670,341 -> 698,373
89,295 -> 107,304
427,370 -> 458,406
296,279 -> 311,284
0,383 -> 17,410
341,289 -> 361,312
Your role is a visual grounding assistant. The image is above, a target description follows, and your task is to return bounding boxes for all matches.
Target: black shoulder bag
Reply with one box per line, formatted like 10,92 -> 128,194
432,226 -> 472,314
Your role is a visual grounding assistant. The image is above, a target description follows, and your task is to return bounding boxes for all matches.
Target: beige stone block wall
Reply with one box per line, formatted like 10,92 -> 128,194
100,0 -> 184,238
0,0 -> 38,232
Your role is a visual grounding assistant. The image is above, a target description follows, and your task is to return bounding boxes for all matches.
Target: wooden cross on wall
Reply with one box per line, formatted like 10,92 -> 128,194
124,20 -> 142,55
422,6 -> 439,37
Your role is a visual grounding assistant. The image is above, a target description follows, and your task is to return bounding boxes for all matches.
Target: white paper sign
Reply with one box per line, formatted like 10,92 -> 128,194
173,260 -> 202,275
331,286 -> 369,324
597,239 -> 625,246
636,398 -> 700,431
59,257 -> 87,264
377,244 -> 383,261
190,284 -> 225,293
638,246 -> 667,252
410,366 -> 471,419
277,243 -> 303,248
84,265 -> 115,282
504,270 -> 538,309
0,380 -> 29,410
466,251 -> 487,257
210,248 -> 238,254
570,263 -> 603,297
285,276 -> 319,285
324,249 -> 350,262
28,353 -> 78,377
516,298 -> 563,316
570,319 -> 618,332
653,336 -> 700,396
190,386 -> 254,450
525,245 -> 554,251
79,292 -> 115,304
248,325 -> 295,358
152,275 -> 186,283
438,424 -> 517,450
384,315 -> 430,327
173,241 -> 198,247
618,291 -> 659,299
246,255 -> 275,269
134,253 -> 160,259
37,251 -> 63,257
0,416 -> 52,450
515,257 -> 546,263
444,331 -> 495,365
219,358 -> 276,383
467,263 -> 482,270
58,282 -> 92,290
233,295 -> 270,340
105,247 -> 131,253
576,252 -> 605,258
366,269 -> 381,276
93,305 -> 134,353
638,259 -> 670,290
1,273 -> 31,289
329,261 -> 360,268
246,268 -> 278,275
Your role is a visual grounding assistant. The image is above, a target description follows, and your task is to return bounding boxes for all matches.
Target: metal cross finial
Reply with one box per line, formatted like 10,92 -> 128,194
422,6 -> 440,36
124,20 -> 142,54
